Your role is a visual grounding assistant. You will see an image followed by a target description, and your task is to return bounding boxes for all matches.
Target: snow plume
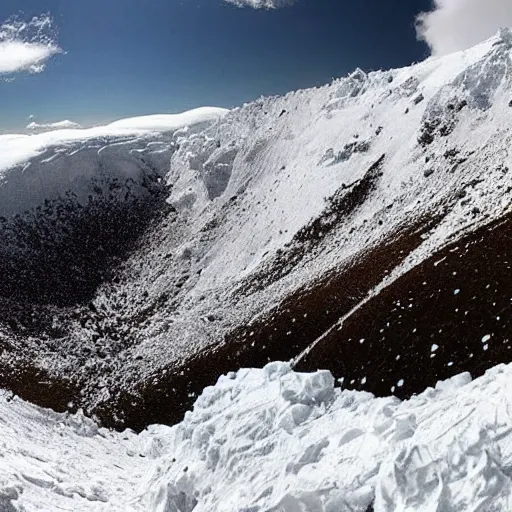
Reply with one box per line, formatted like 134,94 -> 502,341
224,0 -> 296,9
0,14 -> 61,77
417,0 -> 512,55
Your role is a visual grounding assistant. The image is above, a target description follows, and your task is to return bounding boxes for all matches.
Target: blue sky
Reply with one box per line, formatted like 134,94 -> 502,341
0,0 -> 434,131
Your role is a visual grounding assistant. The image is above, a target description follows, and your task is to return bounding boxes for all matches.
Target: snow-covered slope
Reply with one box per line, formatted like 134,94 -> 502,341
0,108 -> 227,307
0,107 -> 228,215
2,362 -> 512,511
0,31 -> 511,432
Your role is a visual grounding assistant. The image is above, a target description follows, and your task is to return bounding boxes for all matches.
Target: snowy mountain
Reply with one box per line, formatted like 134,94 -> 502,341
1,31 -> 512,431
0,29 -> 512,511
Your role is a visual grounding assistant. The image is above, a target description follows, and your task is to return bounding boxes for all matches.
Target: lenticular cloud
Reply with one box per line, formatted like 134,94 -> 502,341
0,14 -> 61,76
416,0 -> 512,55
224,0 -> 296,9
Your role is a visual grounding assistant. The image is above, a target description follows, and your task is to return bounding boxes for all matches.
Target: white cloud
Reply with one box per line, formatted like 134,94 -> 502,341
224,0 -> 296,9
417,0 -> 512,55
0,41 -> 60,74
0,14 -> 61,77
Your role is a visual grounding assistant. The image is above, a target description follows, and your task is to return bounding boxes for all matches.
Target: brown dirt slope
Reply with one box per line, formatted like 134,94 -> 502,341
296,213 -> 512,399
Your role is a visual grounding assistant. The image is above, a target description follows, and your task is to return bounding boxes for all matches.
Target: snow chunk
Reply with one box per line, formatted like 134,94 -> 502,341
280,369 -> 335,406
264,361 -> 292,381
2,363 -> 512,510
435,371 -> 472,392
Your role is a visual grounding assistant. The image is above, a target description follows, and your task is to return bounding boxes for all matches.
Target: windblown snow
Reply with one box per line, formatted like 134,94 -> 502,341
2,362 -> 512,511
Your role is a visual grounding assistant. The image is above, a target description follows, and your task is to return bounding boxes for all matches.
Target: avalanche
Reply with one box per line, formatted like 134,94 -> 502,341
2,361 -> 512,511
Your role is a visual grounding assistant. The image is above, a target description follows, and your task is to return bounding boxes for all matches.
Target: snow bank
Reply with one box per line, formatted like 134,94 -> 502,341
2,361 -> 512,510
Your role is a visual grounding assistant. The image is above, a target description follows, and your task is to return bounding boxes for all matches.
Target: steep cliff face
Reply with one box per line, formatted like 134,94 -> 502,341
1,32 -> 512,429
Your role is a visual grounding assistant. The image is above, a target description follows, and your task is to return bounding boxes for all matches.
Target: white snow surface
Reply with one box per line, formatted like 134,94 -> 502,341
2,361 -> 512,511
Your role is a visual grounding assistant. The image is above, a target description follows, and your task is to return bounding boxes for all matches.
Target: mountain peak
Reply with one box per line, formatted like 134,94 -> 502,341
497,26 -> 512,45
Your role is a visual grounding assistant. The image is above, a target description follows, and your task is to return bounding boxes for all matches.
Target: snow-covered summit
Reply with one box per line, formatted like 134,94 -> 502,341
1,107 -> 228,175
26,119 -> 83,132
